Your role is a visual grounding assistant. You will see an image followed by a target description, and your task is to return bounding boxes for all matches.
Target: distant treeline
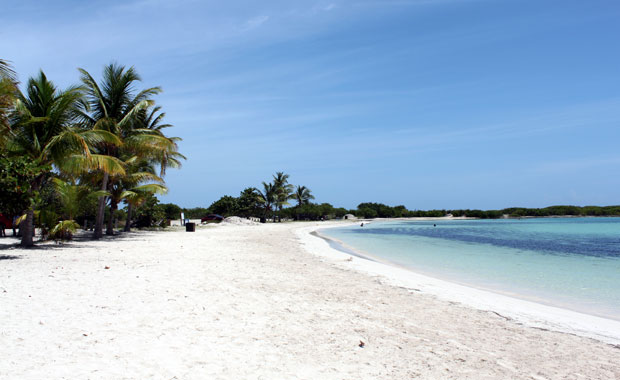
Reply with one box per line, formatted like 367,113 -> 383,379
160,201 -> 350,221
461,205 -> 620,218
354,203 -> 620,219
160,199 -> 620,221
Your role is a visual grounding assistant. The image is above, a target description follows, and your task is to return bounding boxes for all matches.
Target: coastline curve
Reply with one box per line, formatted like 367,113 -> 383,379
296,221 -> 620,346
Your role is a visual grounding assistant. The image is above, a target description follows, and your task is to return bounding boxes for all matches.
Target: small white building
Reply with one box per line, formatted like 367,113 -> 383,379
343,214 -> 357,220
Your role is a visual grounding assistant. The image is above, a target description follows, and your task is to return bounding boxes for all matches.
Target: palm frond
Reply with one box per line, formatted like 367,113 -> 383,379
0,59 -> 17,82
90,189 -> 112,198
132,183 -> 168,195
78,68 -> 108,119
117,99 -> 154,129
92,116 -> 119,134
49,220 -> 80,241
59,153 -> 126,176
82,129 -> 123,146
127,171 -> 164,184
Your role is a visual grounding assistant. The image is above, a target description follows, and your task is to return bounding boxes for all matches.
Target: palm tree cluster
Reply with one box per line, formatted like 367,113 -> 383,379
0,60 -> 184,246
255,172 -> 314,222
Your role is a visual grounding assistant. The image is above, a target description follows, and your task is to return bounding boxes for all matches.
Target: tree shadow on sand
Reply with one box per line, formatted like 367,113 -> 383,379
0,254 -> 21,260
0,241 -> 91,251
0,230 -> 154,251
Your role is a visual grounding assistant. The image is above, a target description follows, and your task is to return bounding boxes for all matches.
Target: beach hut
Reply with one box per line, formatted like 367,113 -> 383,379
343,214 -> 357,220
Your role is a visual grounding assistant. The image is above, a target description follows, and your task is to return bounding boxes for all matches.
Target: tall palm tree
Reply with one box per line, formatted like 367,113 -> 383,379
78,63 -> 162,238
6,71 -> 121,246
113,104 -> 183,233
256,182 -> 276,223
272,171 -> 293,222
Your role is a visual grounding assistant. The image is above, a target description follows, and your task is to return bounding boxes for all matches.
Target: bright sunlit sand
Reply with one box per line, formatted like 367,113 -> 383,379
1,222 -> 618,380
3,1 -> 620,379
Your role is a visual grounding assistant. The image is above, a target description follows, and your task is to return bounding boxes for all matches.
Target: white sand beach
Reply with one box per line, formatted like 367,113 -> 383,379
1,222 -> 619,379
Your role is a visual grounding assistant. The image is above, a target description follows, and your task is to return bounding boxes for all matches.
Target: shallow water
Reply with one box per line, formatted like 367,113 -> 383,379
321,218 -> 620,320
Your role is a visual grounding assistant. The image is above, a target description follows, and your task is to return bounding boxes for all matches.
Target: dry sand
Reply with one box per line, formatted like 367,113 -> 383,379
0,222 -> 619,379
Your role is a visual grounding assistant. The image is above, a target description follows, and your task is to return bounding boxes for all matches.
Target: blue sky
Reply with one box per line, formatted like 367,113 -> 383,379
2,0 -> 620,209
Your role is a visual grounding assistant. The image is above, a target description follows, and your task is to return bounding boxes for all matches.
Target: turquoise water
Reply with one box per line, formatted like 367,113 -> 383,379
321,218 -> 620,320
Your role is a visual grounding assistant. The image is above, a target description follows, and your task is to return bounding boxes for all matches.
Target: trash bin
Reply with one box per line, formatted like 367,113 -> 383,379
186,222 -> 195,232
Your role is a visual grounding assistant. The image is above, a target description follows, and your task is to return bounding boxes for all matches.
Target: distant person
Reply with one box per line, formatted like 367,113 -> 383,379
433,224 -> 436,227
361,223 -> 364,227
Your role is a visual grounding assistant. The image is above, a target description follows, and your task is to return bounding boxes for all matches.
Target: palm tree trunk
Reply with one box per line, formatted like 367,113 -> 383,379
20,208 -> 35,247
106,199 -> 117,235
94,172 -> 109,239
20,176 -> 43,247
261,205 -> 270,223
124,203 -> 133,232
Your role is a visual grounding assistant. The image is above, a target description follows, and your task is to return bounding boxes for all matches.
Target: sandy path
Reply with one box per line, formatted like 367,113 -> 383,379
0,223 -> 618,379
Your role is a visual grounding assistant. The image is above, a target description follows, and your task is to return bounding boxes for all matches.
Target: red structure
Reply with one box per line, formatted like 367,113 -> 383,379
0,214 -> 12,237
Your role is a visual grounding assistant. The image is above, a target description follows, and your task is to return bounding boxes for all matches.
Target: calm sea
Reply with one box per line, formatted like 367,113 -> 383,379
321,217 -> 620,320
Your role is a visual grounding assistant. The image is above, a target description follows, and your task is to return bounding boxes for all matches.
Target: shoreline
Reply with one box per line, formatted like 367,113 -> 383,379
2,222 -> 620,378
313,224 -> 620,322
298,221 -> 620,346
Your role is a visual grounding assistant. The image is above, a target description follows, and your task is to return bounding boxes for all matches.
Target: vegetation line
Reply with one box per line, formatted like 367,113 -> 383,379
0,60 -> 183,246
2,59 -> 618,248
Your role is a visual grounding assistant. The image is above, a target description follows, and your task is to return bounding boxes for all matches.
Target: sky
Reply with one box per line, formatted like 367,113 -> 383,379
2,0 -> 620,210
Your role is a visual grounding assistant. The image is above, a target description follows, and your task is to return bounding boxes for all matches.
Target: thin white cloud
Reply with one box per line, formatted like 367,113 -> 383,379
266,97 -> 620,159
241,15 -> 271,31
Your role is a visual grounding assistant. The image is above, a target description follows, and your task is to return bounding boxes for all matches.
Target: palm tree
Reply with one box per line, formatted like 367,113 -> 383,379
293,185 -> 315,220
78,63 -> 162,238
294,185 -> 314,206
6,71 -> 121,246
122,183 -> 167,232
272,171 -> 293,222
105,158 -> 167,234
113,104 -> 183,233
50,177 -> 99,240
52,177 -> 93,221
256,182 -> 276,223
